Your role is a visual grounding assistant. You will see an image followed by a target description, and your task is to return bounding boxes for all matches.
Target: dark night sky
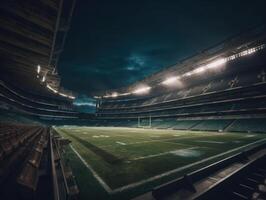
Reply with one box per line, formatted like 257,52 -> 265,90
58,0 -> 266,96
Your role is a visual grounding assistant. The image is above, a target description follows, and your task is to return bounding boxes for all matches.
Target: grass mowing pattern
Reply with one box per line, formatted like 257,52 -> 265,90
55,126 -> 266,200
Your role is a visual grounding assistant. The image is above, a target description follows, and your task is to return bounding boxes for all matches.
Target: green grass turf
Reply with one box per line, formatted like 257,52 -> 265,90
54,126 -> 266,200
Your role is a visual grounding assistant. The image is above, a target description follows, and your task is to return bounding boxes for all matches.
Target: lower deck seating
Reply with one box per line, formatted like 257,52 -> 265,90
91,117 -> 266,133
228,118 -> 266,133
191,119 -> 233,131
172,120 -> 200,130
152,119 -> 177,129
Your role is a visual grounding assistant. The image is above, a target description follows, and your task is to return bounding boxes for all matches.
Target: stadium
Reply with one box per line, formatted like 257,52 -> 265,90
0,1 -> 266,200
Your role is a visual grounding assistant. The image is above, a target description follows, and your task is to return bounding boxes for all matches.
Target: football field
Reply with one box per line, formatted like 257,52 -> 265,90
54,126 -> 266,200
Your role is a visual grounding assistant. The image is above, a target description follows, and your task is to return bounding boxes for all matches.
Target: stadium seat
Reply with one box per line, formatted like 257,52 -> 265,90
17,163 -> 39,191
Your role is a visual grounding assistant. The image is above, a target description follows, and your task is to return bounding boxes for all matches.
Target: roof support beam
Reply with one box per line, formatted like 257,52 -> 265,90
0,4 -> 55,31
0,17 -> 52,46
0,32 -> 50,56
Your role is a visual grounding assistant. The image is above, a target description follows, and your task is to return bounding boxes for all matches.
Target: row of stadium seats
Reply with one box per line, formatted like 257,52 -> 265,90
0,124 -> 46,198
227,118 -> 266,133
0,81 -> 76,117
0,124 -> 79,200
0,81 -> 73,109
0,124 -> 40,161
0,93 -> 79,118
16,128 -> 49,195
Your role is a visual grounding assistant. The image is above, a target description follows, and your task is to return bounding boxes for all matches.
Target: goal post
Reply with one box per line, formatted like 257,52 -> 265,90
138,115 -> 152,128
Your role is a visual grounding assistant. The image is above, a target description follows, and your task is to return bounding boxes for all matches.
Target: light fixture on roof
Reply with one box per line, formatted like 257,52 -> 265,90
132,86 -> 151,94
111,92 -> 118,98
37,65 -> 41,74
183,72 -> 192,77
162,76 -> 180,85
205,58 -> 227,69
46,84 -> 58,93
193,66 -> 206,74
183,58 -> 227,77
41,76 -> 46,82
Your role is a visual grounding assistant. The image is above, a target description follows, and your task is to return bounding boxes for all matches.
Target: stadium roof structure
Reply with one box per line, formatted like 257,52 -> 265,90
0,0 -> 76,100
100,26 -> 266,100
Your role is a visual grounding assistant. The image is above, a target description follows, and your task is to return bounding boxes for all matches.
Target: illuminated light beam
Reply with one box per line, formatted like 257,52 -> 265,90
119,92 -> 131,96
46,84 -> 58,93
46,84 -> 76,99
41,76 -> 46,82
193,66 -> 205,74
68,95 -> 76,99
132,86 -> 151,94
37,65 -> 41,74
162,76 -> 180,85
183,72 -> 192,77
58,92 -> 76,99
103,92 -> 131,98
205,58 -> 227,69
185,58 -> 227,76
111,92 -> 118,98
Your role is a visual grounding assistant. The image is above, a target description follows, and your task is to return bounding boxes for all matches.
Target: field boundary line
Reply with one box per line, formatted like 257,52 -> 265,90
69,145 -> 113,193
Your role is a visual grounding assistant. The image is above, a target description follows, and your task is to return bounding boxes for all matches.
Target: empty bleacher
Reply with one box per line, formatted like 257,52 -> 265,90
0,81 -> 79,120
228,118 -> 266,133
0,123 -> 78,200
191,119 -> 233,131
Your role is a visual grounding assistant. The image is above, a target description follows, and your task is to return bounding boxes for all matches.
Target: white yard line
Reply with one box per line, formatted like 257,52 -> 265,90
116,141 -> 126,145
131,147 -> 198,161
196,140 -> 225,144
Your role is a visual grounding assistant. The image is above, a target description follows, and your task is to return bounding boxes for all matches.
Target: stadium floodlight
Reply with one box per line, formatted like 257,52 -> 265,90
119,92 -> 131,96
193,66 -> 205,74
41,76 -> 46,82
183,72 -> 192,77
46,84 -> 58,93
205,58 -> 227,69
132,86 -> 151,94
58,92 -> 76,99
37,65 -> 41,74
111,92 -> 118,97
162,76 -> 180,85
183,58 -> 227,77
68,95 -> 76,99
